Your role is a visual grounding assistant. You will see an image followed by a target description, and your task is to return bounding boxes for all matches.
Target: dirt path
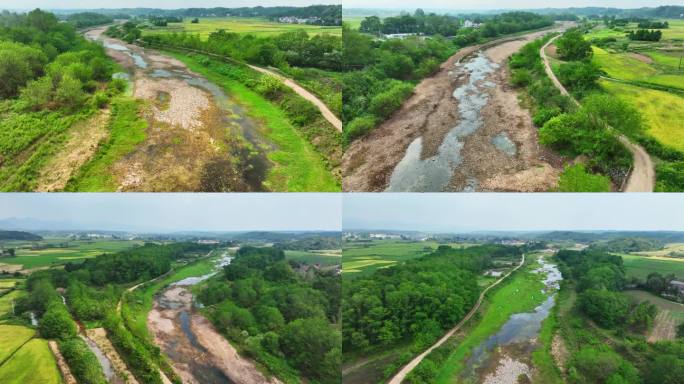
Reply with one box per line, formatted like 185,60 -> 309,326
48,340 -> 78,384
343,26 -> 566,192
648,310 -> 676,342
387,254 -> 526,384
248,65 -> 342,131
35,109 -> 111,192
540,35 -> 655,192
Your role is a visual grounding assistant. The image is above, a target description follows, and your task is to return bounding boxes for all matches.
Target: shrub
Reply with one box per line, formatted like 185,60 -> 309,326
558,164 -> 611,192
344,115 -> 376,143
532,106 -> 562,126
58,337 -> 108,384
368,83 -> 414,120
510,68 -> 532,87
39,303 -> 77,339
655,161 -> 684,192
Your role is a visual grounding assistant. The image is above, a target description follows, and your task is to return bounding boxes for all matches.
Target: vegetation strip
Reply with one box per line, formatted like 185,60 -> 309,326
387,254 -> 526,384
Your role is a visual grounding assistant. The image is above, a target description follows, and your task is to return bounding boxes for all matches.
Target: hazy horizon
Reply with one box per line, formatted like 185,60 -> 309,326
342,1 -> 679,10
0,1 -> 338,10
0,194 -> 341,232
343,194 -> 684,232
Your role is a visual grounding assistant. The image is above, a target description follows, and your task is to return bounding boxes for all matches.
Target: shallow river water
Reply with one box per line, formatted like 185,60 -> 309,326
386,53 -> 501,192
461,256 -> 563,383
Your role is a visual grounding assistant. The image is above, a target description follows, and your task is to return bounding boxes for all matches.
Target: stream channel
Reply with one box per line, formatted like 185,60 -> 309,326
461,255 -> 563,383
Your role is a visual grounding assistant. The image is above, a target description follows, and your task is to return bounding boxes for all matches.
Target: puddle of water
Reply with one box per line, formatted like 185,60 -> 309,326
491,132 -> 517,156
151,69 -> 173,78
130,54 -> 148,69
462,257 -> 563,380
386,53 -> 499,192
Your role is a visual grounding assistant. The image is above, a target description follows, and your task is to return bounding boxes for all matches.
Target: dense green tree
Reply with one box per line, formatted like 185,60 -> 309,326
39,302 -> 78,339
280,318 -> 341,382
555,29 -> 593,60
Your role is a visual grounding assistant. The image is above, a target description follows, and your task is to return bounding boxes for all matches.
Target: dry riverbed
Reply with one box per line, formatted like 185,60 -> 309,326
84,28 -> 270,192
148,286 -> 281,384
343,26 -> 568,192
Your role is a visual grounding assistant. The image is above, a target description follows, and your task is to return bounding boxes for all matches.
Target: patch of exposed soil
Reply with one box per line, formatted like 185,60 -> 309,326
134,77 -> 210,131
35,110 -> 111,192
148,286 -> 281,384
648,310 -> 676,342
628,52 -> 654,64
49,340 -> 78,384
545,44 -> 558,59
551,333 -> 568,374
86,328 -> 140,384
343,26 -> 567,192
0,263 -> 23,273
483,356 -> 532,384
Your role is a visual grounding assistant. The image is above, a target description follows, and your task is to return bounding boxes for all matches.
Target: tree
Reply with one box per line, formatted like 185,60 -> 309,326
54,74 -> 85,110
578,289 -> 630,328
39,303 -> 77,339
557,61 -> 602,97
280,318 -> 341,382
556,29 -> 593,61
359,16 -> 382,34
0,42 -> 47,99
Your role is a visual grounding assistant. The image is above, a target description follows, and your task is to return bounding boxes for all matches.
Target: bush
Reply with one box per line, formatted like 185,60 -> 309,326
368,83 -> 414,120
557,61 -> 601,98
569,346 -> 639,384
578,289 -> 630,328
344,115 -> 376,143
54,74 -> 85,111
556,29 -> 593,61
532,106 -> 562,126
655,161 -> 684,192
58,337 -> 108,384
39,303 -> 77,339
558,164 -> 611,192
510,68 -> 532,87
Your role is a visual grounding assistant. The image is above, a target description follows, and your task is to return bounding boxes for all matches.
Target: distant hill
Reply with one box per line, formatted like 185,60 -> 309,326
533,231 -> 684,243
0,230 -> 42,241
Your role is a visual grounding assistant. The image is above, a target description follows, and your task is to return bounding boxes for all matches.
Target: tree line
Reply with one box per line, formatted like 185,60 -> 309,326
197,245 -> 340,383
343,245 -> 521,353
627,29 -> 662,41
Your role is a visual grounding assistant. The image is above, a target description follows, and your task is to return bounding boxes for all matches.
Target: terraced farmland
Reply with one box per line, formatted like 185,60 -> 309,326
0,338 -> 62,384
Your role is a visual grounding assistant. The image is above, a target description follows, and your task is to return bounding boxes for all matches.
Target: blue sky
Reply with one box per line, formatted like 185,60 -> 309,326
0,193 -> 341,232
343,194 -> 684,232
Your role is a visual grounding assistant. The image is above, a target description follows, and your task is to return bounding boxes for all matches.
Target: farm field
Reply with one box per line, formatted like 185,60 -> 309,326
600,80 -> 684,152
0,338 -> 62,384
342,240 -> 476,275
0,290 -> 26,316
618,253 -> 684,280
143,17 -> 342,39
0,238 -> 143,270
285,249 -> 341,265
0,325 -> 35,362
624,289 -> 684,324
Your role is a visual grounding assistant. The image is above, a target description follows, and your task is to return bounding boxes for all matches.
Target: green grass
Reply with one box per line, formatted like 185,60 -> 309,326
342,240 -> 476,276
532,303 -> 563,384
284,250 -> 340,266
434,260 -> 547,383
66,97 -> 148,191
0,325 -> 35,363
617,253 -> 684,280
600,80 -> 684,152
0,291 -> 26,316
168,53 -> 339,191
143,17 -> 341,39
343,16 -> 364,30
0,338 -> 62,384
592,46 -> 658,80
122,253 -> 219,341
644,50 -> 684,68
1,239 -> 142,270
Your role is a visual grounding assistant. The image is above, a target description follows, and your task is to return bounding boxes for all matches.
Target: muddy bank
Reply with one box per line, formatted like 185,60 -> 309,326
148,286 -> 281,384
343,25 -> 568,192
85,28 -> 270,192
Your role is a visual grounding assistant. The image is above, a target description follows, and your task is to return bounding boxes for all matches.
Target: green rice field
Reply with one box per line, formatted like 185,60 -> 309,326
0,290 -> 26,316
600,80 -> 684,152
143,17 -> 342,39
0,238 -> 143,270
0,338 -> 62,384
342,239 -> 475,275
0,325 -> 35,363
618,253 -> 684,280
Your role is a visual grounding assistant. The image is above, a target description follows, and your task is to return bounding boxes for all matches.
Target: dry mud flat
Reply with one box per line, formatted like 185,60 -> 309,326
85,28 -> 269,192
148,286 -> 281,384
343,27 -> 567,192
